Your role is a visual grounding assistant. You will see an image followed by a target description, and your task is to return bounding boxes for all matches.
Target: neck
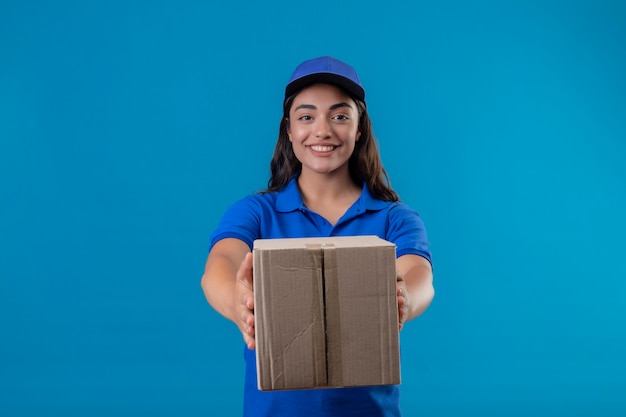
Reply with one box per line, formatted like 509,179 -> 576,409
297,170 -> 361,207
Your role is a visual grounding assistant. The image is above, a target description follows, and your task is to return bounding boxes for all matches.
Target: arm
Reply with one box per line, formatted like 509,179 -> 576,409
396,254 -> 434,331
200,238 -> 256,349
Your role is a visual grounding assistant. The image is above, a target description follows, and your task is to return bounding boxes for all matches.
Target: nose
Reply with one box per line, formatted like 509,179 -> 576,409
314,118 -> 332,139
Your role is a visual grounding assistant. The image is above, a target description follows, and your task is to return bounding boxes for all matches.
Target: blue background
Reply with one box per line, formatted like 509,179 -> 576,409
1,1 -> 625,416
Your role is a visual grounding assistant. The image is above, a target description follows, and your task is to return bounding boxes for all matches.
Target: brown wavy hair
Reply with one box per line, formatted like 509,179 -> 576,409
263,88 -> 400,202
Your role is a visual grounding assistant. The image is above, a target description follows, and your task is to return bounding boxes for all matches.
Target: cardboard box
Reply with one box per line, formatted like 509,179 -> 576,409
253,235 -> 400,391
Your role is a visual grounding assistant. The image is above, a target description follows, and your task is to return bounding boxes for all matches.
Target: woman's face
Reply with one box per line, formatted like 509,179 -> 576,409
287,83 -> 360,178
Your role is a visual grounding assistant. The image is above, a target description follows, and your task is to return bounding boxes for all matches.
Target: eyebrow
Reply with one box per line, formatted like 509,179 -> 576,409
293,102 -> 354,111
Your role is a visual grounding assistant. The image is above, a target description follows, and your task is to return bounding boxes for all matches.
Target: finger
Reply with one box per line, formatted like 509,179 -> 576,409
240,307 -> 253,326
240,290 -> 254,310
397,285 -> 406,297
246,337 -> 256,350
397,294 -> 406,306
242,313 -> 256,350
240,305 -> 256,348
398,305 -> 405,331
243,331 -> 256,350
242,322 -> 255,340
397,289 -> 407,331
245,311 -> 255,330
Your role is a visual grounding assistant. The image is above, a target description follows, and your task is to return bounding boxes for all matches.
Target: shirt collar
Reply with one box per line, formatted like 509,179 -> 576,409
275,176 -> 389,212
275,176 -> 305,212
359,182 -> 389,211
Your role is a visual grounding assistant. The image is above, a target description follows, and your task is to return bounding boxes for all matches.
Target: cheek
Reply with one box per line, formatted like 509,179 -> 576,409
288,126 -> 306,143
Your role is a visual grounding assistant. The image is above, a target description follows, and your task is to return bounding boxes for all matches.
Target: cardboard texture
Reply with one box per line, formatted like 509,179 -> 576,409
253,236 -> 400,391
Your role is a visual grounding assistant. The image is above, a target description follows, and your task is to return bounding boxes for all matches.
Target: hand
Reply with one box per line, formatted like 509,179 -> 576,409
397,277 -> 408,332
235,252 -> 256,349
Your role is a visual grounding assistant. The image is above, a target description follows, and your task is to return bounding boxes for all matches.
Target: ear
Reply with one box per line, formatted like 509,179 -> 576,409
286,118 -> 293,142
356,131 -> 361,141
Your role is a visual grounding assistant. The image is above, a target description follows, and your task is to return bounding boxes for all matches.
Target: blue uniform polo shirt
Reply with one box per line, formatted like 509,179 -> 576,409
209,176 -> 431,417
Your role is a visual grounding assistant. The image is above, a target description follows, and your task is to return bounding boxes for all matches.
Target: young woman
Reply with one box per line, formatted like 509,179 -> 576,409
201,56 -> 434,417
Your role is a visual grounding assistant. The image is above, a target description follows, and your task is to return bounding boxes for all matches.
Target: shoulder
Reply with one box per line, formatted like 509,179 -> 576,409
226,191 -> 278,212
384,202 -> 431,262
387,201 -> 425,223
209,192 -> 278,251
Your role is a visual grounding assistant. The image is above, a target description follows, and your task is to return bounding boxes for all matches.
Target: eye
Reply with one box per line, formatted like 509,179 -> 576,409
332,114 -> 349,121
298,115 -> 312,121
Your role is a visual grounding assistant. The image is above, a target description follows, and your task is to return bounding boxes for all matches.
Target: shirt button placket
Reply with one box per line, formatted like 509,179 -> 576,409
321,218 -> 332,235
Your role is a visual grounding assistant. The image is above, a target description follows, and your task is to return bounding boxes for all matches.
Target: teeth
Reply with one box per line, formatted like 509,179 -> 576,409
311,145 -> 335,152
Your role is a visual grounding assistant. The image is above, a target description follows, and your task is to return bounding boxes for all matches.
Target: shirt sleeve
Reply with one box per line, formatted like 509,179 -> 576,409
209,195 -> 262,251
386,203 -> 432,266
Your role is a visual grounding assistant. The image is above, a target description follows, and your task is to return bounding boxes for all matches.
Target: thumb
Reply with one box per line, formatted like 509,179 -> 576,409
237,252 -> 254,290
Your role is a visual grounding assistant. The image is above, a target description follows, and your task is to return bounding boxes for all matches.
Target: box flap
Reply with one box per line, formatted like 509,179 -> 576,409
254,246 -> 327,390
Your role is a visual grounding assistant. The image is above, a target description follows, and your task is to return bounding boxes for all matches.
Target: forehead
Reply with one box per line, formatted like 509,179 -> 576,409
291,83 -> 356,108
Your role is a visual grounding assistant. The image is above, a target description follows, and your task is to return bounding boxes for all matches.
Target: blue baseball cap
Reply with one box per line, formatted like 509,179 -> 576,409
284,56 -> 365,103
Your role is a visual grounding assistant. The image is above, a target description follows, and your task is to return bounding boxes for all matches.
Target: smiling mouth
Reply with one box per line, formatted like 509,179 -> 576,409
310,145 -> 336,152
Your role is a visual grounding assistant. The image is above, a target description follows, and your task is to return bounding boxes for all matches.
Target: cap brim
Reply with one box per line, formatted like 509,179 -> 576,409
285,73 -> 365,102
